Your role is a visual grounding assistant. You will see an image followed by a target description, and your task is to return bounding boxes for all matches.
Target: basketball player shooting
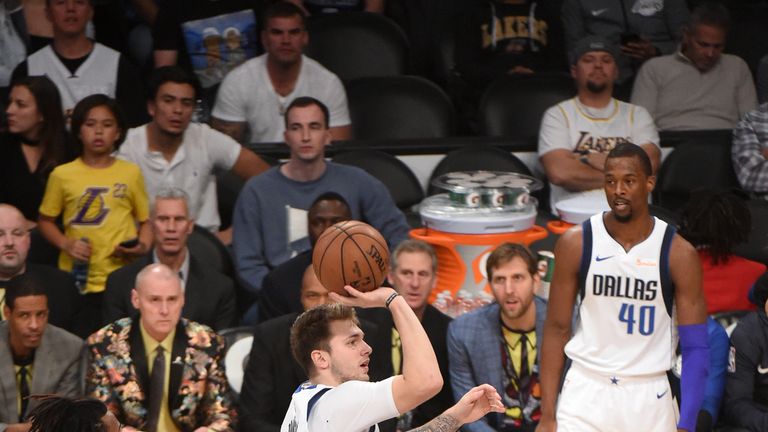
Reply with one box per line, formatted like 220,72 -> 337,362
536,143 -> 709,432
281,285 -> 504,432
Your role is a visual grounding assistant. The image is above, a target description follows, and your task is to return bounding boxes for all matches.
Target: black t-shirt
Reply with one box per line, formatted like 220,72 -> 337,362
0,135 -> 47,221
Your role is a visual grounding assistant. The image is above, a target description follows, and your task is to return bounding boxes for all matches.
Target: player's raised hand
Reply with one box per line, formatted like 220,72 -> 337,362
329,285 -> 397,309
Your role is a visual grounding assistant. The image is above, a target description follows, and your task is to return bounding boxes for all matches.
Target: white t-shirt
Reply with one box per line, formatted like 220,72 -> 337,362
281,378 -> 398,432
538,97 -> 659,211
118,123 -> 241,231
212,54 -> 351,143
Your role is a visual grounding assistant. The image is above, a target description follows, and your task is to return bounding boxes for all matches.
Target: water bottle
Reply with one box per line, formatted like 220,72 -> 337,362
71,237 -> 90,294
192,98 -> 209,124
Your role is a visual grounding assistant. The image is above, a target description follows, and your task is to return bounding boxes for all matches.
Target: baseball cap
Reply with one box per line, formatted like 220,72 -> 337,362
570,35 -> 620,65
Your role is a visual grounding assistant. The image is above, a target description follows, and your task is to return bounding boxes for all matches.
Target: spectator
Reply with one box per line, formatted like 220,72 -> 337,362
38,95 -> 151,335
358,240 -> 453,430
732,102 -> 768,199
27,395 -> 121,432
239,265 -> 334,431
0,273 -> 84,430
232,96 -> 409,317
679,189 -> 765,315
454,0 -> 565,92
117,66 -> 269,240
11,0 -> 147,127
538,35 -> 660,216
631,2 -> 757,131
562,0 -> 689,92
86,264 -> 235,431
212,1 -> 351,143
723,273 -> 768,431
258,191 -> 351,322
103,187 -> 237,331
0,204 -> 81,336
448,243 -> 546,431
296,0 -> 384,14
1,76 -> 71,224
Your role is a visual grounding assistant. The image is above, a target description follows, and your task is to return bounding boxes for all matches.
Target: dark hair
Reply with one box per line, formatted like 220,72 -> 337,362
486,243 -> 537,280
310,191 -> 350,210
284,96 -> 330,129
679,189 -> 751,265
147,66 -> 200,101
263,0 -> 307,28
5,272 -> 48,311
27,395 -> 108,432
9,76 -> 70,175
70,94 -> 127,156
606,142 -> 653,177
290,303 -> 359,375
688,2 -> 730,32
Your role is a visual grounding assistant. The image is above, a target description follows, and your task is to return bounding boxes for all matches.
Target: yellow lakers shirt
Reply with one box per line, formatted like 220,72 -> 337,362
39,158 -> 149,293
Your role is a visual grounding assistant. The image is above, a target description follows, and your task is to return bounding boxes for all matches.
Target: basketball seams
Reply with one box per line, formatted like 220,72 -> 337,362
343,235 -> 379,289
314,222 -> 359,280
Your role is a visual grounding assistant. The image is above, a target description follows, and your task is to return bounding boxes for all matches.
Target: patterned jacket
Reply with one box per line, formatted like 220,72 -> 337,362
86,317 -> 235,431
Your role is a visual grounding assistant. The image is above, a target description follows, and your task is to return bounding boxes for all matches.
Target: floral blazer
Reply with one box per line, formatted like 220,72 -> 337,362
86,318 -> 236,431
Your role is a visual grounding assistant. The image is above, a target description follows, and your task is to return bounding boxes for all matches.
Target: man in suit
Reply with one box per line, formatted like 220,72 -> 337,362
257,191 -> 351,322
359,239 -> 453,431
0,204 -> 82,336
87,263 -> 235,431
447,243 -> 547,432
0,272 -> 83,431
103,187 -> 237,330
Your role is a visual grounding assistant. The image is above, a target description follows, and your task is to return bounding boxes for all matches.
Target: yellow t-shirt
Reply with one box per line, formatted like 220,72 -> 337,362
140,323 -> 180,432
39,158 -> 149,293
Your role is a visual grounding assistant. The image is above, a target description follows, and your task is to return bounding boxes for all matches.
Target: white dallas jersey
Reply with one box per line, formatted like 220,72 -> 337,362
280,381 -> 379,432
565,214 -> 677,376
538,97 -> 658,211
28,43 -> 119,117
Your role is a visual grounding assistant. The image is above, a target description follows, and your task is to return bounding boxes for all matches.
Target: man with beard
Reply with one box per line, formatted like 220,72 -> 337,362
538,36 -> 660,215
536,143 -> 709,432
447,243 -> 547,431
118,66 -> 269,241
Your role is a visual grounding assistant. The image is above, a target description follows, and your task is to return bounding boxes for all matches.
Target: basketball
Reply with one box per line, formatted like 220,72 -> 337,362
312,221 -> 390,296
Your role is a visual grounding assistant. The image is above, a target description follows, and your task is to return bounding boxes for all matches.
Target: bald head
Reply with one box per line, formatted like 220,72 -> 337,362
0,204 -> 31,279
131,264 -> 184,341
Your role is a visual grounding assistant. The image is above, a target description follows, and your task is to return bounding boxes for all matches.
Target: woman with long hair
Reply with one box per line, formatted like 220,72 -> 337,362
1,75 -> 70,223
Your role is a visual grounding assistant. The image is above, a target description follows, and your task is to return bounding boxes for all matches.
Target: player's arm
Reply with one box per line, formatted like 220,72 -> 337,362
669,235 -> 708,432
407,384 -> 504,432
536,227 -> 583,432
231,147 -> 271,179
211,117 -> 247,143
332,287 -> 443,414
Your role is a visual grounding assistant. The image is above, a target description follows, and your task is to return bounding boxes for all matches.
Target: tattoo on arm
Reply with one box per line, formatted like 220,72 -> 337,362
408,414 -> 460,432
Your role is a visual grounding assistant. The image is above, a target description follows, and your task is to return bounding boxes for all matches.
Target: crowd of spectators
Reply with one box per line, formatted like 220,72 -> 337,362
1,0 -> 768,431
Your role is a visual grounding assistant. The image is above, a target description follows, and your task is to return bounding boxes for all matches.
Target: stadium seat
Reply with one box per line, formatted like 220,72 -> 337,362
655,136 -> 742,214
332,149 -> 424,211
305,12 -> 409,81
734,199 -> 768,266
220,326 -> 255,397
477,74 -> 574,145
345,75 -> 456,139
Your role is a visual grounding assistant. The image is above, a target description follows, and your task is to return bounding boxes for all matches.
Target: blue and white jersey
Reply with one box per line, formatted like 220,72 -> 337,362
565,214 -> 677,376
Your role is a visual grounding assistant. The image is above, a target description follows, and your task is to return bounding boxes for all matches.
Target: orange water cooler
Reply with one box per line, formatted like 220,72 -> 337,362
412,193 -> 547,303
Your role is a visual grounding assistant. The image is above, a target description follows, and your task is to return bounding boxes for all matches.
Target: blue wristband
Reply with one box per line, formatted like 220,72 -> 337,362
678,323 -> 709,432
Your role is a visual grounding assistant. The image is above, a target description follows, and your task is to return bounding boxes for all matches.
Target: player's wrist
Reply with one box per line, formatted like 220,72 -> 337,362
384,290 -> 399,308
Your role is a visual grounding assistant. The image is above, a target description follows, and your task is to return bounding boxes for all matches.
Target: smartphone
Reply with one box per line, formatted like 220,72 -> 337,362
119,238 -> 139,248
621,32 -> 641,45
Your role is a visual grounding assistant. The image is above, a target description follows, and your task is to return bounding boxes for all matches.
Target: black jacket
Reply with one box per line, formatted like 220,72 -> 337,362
724,310 -> 768,430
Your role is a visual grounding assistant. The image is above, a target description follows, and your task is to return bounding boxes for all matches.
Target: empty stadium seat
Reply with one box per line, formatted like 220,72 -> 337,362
220,326 -> 255,397
345,75 -> 456,139
305,12 -> 409,80
477,74 -> 574,145
332,149 -> 424,210
655,136 -> 742,214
